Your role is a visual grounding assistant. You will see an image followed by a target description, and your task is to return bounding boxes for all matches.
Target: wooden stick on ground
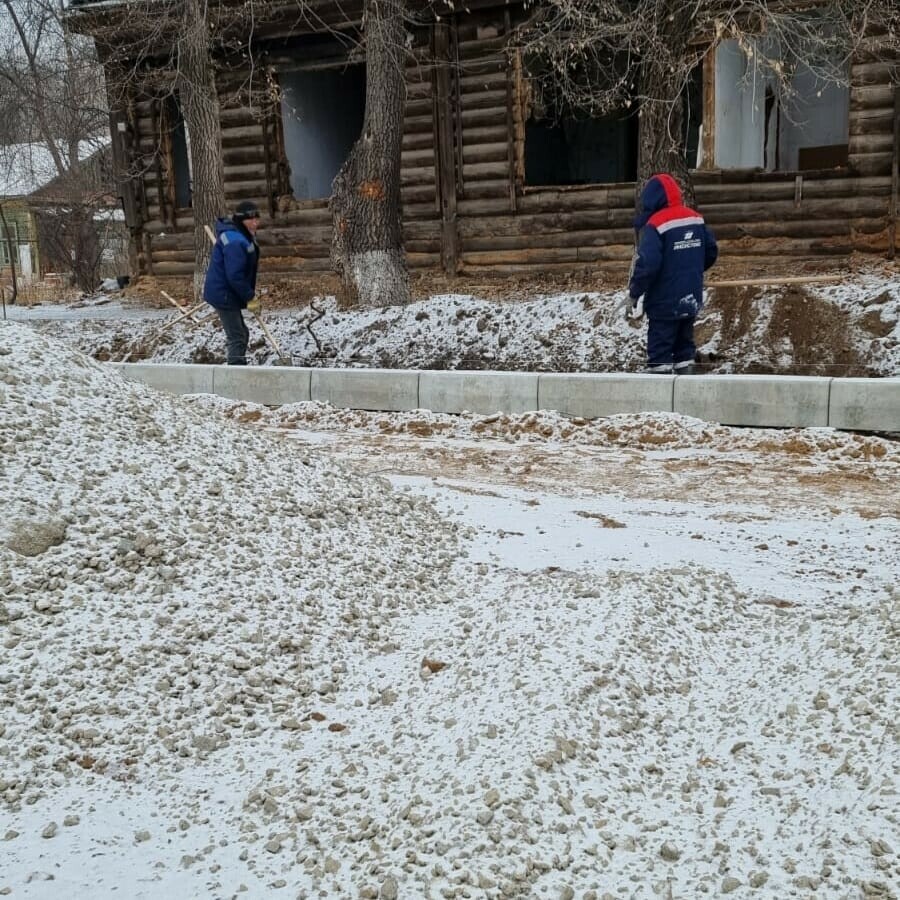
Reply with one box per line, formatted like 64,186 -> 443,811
158,300 -> 207,334
161,289 -> 204,324
706,275 -> 841,289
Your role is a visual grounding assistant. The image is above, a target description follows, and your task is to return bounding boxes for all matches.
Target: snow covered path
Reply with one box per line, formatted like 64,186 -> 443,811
1,326 -> 898,899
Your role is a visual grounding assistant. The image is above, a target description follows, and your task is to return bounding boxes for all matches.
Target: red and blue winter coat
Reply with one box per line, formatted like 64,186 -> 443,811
628,174 -> 718,320
203,218 -> 260,310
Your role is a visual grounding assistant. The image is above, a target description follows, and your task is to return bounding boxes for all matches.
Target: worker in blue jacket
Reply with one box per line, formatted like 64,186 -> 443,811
628,174 -> 718,374
203,200 -> 262,365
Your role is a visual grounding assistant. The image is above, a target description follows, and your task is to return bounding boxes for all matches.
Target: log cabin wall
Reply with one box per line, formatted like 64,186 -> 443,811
111,2 -> 899,282
449,6 -> 900,276
126,24 -> 442,280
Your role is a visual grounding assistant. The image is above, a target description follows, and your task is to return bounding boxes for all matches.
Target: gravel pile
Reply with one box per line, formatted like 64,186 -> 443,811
1,323 -> 897,898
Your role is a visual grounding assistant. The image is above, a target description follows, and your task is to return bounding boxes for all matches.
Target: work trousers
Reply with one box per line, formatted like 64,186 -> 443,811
647,317 -> 696,372
217,307 -> 249,365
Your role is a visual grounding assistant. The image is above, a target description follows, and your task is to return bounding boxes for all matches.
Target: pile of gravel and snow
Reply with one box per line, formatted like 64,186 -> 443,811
1,323 -> 898,898
192,393 -> 900,464
28,265 -> 900,375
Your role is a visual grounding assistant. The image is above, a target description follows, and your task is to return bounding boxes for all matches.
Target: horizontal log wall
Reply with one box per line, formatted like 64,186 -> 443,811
449,6 -> 899,275
137,33 -> 442,278
129,5 -> 898,282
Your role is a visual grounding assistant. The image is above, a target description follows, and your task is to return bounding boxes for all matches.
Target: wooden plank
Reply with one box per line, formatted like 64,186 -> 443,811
707,274 -> 844,289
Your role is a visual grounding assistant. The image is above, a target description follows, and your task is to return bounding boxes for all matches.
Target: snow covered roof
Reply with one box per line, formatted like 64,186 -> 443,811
0,138 -> 110,199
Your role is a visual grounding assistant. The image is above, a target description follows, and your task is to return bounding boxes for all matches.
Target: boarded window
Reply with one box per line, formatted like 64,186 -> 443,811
280,66 -> 366,200
713,40 -> 849,172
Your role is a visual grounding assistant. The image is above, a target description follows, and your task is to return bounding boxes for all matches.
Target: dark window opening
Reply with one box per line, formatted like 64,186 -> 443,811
683,63 -> 703,168
165,94 -> 192,208
279,66 -> 366,200
525,106 -> 638,186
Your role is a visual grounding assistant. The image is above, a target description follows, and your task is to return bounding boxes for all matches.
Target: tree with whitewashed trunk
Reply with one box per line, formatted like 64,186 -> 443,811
519,0 -> 900,206
331,0 -> 411,309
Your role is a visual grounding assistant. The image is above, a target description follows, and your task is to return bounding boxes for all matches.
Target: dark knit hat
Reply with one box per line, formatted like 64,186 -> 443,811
233,200 -> 261,221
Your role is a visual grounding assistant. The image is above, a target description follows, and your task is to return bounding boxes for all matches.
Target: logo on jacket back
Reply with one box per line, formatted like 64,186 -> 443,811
673,230 -> 702,251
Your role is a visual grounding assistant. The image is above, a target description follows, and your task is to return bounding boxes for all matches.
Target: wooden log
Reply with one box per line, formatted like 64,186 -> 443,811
850,60 -> 894,85
718,237 -> 853,256
222,146 -> 269,166
849,134 -> 895,155
711,219 -> 853,240
457,197 -> 518,216
460,106 -> 508,128
849,109 -> 895,135
460,89 -> 508,111
702,196 -> 888,221
462,161 -> 509,181
459,70 -> 507,92
707,274 -> 843,289
403,200 -> 442,220
461,142 -> 508,164
458,179 -> 510,200
402,148 -> 437,166
850,84 -> 896,112
401,165 -> 437,186
462,227 -> 636,252
403,132 -> 435,151
460,124 -> 509,146
457,211 -> 615,238
405,97 -> 433,118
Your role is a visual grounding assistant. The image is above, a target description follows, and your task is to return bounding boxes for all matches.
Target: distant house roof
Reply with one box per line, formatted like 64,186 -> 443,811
0,138 -> 110,200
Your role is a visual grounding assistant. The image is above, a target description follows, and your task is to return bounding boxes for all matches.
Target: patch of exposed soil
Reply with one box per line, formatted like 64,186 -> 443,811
93,332 -> 157,362
765,286 -> 871,376
859,309 -> 896,338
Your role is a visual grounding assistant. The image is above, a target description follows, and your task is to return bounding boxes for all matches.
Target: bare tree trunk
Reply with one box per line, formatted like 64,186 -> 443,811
176,0 -> 226,300
0,202 -> 17,306
636,4 -> 696,207
331,0 -> 410,308
71,205 -> 101,292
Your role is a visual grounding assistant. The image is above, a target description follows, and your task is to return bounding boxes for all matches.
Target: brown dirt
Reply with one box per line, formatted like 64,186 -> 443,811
93,333 -> 158,362
765,286 -> 870,376
859,309 -> 895,338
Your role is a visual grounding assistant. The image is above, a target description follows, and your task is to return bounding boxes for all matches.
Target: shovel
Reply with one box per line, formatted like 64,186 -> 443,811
204,224 -> 294,366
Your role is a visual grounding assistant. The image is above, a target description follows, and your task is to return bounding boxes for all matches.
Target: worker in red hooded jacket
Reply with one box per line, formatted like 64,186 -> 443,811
628,174 -> 718,374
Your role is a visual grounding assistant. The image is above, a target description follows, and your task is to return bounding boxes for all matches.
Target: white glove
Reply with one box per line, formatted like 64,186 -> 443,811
627,296 -> 645,320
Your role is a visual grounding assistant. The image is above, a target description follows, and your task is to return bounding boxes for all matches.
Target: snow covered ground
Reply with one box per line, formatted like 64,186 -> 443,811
1,322 -> 898,899
15,263 -> 900,375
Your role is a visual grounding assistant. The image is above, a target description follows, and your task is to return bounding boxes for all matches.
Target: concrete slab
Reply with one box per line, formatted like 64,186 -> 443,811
828,377 -> 900,432
674,374 -> 831,428
310,368 -> 420,411
112,363 -> 216,395
212,366 -> 312,406
418,370 -> 538,415
538,373 -> 674,418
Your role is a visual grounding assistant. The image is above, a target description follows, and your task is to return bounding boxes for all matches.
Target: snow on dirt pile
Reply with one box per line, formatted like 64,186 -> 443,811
2,325 -> 899,897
